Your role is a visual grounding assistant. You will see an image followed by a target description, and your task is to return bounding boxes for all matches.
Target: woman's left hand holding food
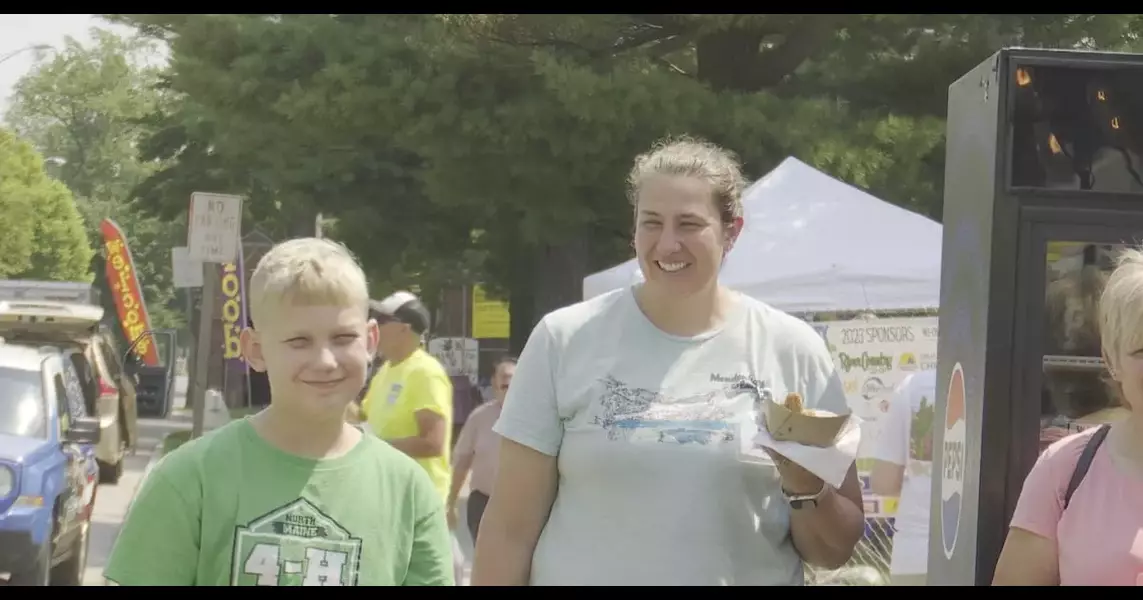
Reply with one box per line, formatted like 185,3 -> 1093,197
764,448 -> 826,495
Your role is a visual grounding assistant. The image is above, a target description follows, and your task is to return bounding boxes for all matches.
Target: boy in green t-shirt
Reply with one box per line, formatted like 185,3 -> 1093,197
104,238 -> 454,586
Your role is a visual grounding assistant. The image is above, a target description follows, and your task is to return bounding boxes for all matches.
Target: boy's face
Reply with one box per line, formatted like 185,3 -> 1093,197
241,301 -> 379,417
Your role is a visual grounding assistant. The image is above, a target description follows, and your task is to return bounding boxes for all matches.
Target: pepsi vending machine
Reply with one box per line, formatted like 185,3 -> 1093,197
930,48 -> 1143,585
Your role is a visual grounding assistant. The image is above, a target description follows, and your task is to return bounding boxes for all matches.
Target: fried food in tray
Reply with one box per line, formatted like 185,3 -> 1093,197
764,392 -> 849,447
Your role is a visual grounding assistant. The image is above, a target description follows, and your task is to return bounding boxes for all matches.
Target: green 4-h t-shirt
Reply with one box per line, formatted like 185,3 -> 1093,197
104,418 -> 454,586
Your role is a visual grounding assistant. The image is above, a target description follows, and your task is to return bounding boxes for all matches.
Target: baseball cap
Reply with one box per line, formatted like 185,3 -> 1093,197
370,291 -> 431,335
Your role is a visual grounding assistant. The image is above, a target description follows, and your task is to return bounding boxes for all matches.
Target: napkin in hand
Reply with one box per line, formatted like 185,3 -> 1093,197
743,416 -> 863,488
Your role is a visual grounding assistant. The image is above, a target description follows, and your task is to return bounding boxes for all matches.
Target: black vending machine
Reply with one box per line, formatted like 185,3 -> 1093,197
929,48 -> 1143,585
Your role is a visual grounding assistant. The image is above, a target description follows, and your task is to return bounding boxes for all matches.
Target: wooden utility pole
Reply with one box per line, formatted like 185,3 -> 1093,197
186,191 -> 243,439
191,265 -> 218,439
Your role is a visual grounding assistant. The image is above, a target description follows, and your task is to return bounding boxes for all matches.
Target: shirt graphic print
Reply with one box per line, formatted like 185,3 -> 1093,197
592,374 -> 764,446
231,498 -> 363,586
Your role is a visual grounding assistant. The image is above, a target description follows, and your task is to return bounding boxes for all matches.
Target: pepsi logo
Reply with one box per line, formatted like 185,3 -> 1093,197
941,362 -> 967,559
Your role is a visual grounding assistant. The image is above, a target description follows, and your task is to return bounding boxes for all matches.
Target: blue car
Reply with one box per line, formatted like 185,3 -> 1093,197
0,344 -> 100,586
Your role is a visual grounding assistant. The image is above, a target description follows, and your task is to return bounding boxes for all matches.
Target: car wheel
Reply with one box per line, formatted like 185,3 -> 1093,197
49,522 -> 90,586
7,542 -> 51,586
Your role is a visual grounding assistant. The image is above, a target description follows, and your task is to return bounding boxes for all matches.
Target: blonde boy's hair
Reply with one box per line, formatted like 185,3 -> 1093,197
1100,247 -> 1143,380
248,237 -> 369,327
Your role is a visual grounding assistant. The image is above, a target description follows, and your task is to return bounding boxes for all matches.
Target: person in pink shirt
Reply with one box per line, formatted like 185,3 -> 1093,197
447,355 -> 516,544
993,248 -> 1143,586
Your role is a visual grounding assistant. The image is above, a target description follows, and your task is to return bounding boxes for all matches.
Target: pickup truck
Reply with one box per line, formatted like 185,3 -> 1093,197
0,344 -> 101,586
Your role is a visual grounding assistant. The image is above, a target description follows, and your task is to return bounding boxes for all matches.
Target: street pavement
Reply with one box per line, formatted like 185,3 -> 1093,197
80,376 -> 477,586
455,486 -> 475,585
82,377 -> 191,586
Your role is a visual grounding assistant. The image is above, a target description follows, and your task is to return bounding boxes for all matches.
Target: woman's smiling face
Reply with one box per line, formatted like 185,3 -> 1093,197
633,174 -> 730,299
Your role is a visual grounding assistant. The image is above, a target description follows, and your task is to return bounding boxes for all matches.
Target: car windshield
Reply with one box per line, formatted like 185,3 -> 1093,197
0,367 -> 46,439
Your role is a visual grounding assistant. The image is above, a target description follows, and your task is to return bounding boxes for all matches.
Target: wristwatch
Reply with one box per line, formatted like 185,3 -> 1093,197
783,484 -> 828,510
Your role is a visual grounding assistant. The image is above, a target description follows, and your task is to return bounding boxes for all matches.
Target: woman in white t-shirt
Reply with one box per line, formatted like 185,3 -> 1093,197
470,137 -> 865,586
870,370 -> 937,586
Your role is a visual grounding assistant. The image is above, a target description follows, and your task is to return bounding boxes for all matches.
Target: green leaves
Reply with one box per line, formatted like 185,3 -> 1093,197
101,14 -> 1143,325
4,29 -> 183,328
0,129 -> 93,281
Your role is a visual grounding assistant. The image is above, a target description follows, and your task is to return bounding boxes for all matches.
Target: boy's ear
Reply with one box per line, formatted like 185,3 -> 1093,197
240,327 -> 267,373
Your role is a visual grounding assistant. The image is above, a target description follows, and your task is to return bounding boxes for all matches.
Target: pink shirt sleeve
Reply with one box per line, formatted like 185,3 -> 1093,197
1010,431 -> 1090,541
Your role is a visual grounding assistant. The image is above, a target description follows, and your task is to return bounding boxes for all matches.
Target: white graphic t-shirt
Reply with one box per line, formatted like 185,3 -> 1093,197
870,370 -> 936,577
493,287 -> 849,586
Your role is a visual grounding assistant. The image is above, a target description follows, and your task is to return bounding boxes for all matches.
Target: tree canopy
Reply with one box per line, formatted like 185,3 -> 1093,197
5,29 -> 185,329
0,128 -> 92,281
102,14 -> 1143,345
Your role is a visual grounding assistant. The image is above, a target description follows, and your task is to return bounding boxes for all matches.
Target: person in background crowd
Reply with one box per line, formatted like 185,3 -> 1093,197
870,369 -> 937,586
354,354 -> 382,406
450,374 -> 485,450
361,291 -> 455,503
447,355 -> 517,543
994,248 -> 1143,586
471,137 -> 863,586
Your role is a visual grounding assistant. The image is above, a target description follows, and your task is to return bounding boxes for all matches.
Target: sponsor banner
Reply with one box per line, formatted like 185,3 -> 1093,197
858,473 -> 900,518
824,316 -> 939,458
428,337 -> 479,386
100,219 -> 160,366
825,317 -> 938,523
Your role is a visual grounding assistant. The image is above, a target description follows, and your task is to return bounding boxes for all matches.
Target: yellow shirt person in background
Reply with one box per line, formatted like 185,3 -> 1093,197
362,292 -> 454,502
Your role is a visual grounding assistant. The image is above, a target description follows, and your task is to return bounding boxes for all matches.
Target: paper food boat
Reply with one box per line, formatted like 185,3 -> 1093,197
764,393 -> 851,447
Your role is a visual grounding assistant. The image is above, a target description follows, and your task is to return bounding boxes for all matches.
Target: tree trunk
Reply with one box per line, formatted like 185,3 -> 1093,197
288,207 -> 320,238
508,284 -> 534,356
528,232 -> 590,338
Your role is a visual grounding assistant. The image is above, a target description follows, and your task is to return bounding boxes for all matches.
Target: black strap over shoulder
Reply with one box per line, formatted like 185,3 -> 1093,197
1063,424 -> 1112,510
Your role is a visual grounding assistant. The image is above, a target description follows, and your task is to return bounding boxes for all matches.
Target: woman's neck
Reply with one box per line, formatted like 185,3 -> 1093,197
1077,406 -> 1131,425
1108,412 -> 1143,476
635,283 -> 733,337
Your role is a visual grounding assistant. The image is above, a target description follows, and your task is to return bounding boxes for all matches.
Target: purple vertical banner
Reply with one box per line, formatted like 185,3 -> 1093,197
220,242 -> 249,406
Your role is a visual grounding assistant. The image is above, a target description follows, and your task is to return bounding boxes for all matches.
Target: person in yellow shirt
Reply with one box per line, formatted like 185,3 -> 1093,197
362,291 -> 454,502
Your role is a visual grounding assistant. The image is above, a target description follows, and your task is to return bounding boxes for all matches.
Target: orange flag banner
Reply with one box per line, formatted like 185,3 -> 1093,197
100,218 -> 160,366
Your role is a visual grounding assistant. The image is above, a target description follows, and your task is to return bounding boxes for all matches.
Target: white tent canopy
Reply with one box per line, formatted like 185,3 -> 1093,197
581,157 -> 943,314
